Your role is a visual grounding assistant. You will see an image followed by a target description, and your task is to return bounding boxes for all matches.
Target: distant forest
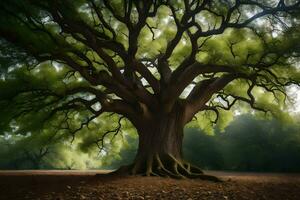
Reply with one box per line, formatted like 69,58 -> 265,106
1,115 -> 300,172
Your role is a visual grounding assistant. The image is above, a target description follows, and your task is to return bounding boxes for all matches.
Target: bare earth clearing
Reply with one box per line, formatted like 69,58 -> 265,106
0,170 -> 299,200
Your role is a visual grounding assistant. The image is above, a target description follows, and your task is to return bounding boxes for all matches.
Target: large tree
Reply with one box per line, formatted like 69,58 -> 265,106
0,0 -> 300,179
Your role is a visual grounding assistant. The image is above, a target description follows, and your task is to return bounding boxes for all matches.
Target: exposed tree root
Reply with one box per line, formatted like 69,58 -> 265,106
111,153 -> 222,182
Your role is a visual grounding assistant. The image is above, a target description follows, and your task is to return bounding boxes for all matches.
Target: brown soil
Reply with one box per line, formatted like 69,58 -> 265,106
0,170 -> 300,200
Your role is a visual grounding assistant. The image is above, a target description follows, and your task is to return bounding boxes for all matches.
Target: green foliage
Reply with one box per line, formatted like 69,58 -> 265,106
218,115 -> 300,172
0,0 -> 300,171
183,128 -> 224,170
0,127 -> 118,170
1,114 -> 300,172
0,0 -> 299,129
102,135 -> 137,170
101,114 -> 296,172
112,115 -> 300,172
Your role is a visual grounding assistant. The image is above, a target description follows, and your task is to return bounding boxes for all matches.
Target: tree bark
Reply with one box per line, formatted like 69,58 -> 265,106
132,107 -> 185,176
113,105 -> 221,181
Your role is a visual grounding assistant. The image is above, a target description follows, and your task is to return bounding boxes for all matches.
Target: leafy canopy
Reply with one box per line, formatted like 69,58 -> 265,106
0,0 -> 300,149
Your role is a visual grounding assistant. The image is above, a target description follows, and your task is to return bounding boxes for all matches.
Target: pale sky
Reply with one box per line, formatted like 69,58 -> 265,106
287,86 -> 300,114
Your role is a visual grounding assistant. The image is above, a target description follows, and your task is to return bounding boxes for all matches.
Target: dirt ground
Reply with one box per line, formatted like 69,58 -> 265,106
0,170 -> 300,200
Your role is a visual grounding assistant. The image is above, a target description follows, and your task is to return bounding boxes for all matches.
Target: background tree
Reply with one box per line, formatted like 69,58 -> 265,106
0,131 -> 106,170
0,0 -> 300,179
218,115 -> 300,172
2,115 -> 300,172
0,133 -> 55,169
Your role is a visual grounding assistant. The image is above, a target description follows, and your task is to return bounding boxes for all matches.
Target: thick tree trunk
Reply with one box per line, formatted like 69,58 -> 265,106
132,108 -> 186,176
113,106 -> 221,181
